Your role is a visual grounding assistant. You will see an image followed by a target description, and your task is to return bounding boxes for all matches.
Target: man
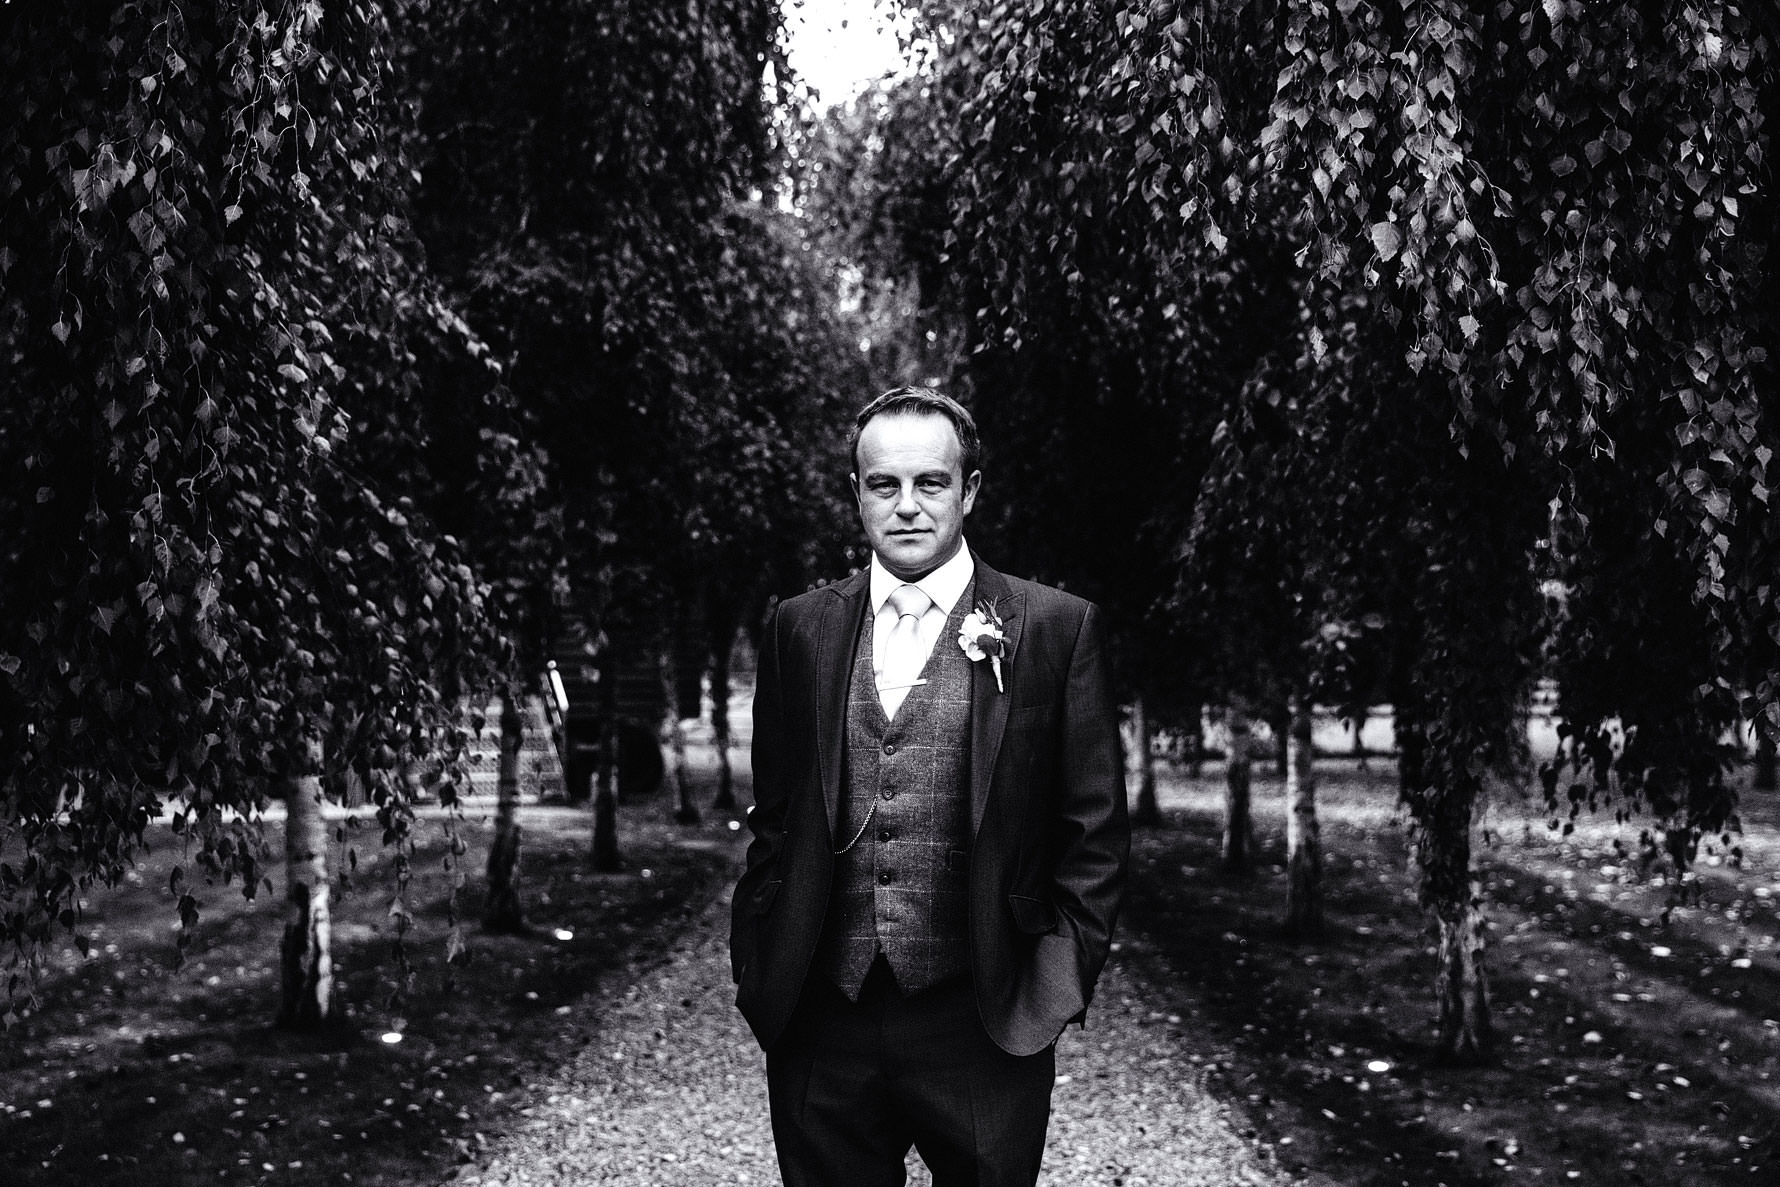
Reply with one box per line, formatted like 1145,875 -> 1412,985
730,386 -> 1129,1186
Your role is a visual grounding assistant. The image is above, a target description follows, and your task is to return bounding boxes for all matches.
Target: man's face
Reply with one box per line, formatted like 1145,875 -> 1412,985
851,412 -> 981,582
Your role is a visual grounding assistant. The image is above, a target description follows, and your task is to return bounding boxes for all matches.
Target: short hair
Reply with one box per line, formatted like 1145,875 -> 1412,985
849,386 -> 981,479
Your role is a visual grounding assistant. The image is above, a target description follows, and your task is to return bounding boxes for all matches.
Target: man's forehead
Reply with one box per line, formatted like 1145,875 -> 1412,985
857,412 -> 964,466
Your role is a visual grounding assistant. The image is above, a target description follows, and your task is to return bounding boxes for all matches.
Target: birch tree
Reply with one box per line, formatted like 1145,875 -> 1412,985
1284,693 -> 1322,938
1221,703 -> 1258,877
278,734 -> 331,1027
821,0 -> 1777,1064
1124,699 -> 1163,828
483,696 -> 528,933
0,0 -> 496,1028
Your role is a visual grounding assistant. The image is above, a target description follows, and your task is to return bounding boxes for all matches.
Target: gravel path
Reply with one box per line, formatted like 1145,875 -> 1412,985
451,891 -> 1290,1186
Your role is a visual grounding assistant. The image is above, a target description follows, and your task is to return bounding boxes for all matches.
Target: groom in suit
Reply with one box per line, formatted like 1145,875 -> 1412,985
731,386 -> 1129,1186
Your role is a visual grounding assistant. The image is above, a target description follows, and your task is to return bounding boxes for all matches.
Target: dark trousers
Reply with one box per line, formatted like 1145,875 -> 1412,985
766,960 -> 1055,1187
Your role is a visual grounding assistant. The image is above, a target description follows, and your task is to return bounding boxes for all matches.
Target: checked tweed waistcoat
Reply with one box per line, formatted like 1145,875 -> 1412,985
816,583 -> 976,1000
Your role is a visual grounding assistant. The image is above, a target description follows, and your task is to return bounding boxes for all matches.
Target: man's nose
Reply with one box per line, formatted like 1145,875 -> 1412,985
894,485 -> 921,516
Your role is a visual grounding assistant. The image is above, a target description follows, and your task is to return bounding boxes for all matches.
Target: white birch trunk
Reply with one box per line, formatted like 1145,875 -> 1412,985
1433,879 -> 1493,1063
665,654 -> 699,825
1421,788 -> 1493,1063
710,640 -> 736,810
1124,697 -> 1161,826
1285,692 -> 1323,937
278,733 -> 331,1029
1755,730 -> 1777,792
591,663 -> 622,871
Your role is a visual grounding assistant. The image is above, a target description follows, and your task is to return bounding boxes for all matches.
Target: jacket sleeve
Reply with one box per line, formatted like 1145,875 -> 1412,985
1047,601 -> 1130,1014
730,603 -> 786,983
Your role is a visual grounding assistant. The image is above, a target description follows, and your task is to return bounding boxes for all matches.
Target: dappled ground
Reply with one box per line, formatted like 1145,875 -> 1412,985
0,805 -> 741,1186
1128,760 -> 1780,1186
7,724 -> 1780,1185
1,791 -> 1288,1187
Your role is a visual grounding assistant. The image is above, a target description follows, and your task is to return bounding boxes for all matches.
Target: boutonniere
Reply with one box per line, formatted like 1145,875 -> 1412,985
958,597 -> 1008,692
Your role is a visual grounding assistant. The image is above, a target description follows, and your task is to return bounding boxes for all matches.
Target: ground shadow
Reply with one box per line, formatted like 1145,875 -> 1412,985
1122,764 -> 1780,1187
1,810 -> 746,1187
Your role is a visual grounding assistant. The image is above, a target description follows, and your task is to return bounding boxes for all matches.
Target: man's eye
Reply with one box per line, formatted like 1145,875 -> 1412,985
918,480 -> 946,493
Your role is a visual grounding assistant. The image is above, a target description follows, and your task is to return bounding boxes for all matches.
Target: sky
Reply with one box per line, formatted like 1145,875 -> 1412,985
780,0 -> 913,105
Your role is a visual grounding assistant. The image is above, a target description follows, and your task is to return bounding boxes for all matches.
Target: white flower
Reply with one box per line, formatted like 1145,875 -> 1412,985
958,606 -> 1007,691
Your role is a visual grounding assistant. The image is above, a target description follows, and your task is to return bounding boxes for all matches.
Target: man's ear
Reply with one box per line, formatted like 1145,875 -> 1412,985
961,469 -> 982,515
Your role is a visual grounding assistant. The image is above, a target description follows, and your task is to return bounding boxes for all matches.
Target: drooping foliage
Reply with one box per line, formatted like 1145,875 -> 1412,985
831,0 -> 1777,1061
0,0 -> 495,985
407,0 -> 858,642
403,0 -> 865,878
1266,0 -> 1778,714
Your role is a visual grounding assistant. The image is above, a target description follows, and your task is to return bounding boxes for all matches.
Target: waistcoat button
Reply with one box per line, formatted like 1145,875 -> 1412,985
883,742 -> 896,755
878,871 -> 894,885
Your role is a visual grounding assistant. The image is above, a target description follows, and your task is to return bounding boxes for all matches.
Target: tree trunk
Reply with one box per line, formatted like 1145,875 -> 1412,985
1420,789 -> 1493,1063
1284,693 -> 1323,938
1268,705 -> 1289,775
1222,702 -> 1256,876
1755,729 -> 1777,792
709,623 -> 736,810
278,733 -> 332,1030
665,652 -> 700,825
1397,716 -> 1428,797
484,693 -> 527,932
1185,703 -> 1205,776
1663,823 -> 1698,879
592,660 -> 623,871
1432,880 -> 1492,1064
1125,696 -> 1162,827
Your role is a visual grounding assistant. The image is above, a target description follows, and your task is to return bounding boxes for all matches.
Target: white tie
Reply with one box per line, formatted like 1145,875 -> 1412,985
878,584 -> 933,718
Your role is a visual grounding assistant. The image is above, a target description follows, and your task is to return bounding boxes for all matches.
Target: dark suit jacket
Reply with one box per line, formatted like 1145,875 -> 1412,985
731,554 -> 1129,1057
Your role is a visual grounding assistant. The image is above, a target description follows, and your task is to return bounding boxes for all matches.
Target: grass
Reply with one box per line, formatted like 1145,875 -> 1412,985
1124,759 -> 1780,1187
0,797 -> 747,1187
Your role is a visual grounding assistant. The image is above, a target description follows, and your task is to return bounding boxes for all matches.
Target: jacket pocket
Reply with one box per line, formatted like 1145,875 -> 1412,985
1008,893 -> 1059,935
753,879 -> 784,916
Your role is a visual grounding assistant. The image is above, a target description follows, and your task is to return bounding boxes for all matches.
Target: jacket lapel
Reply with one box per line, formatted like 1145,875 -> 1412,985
968,556 -> 1023,837
814,571 -> 870,843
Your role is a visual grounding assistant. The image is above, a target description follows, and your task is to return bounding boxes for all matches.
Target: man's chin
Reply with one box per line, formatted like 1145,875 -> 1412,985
879,538 -> 945,578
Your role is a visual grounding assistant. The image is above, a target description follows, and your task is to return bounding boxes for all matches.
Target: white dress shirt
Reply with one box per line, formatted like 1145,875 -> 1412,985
868,539 -> 975,701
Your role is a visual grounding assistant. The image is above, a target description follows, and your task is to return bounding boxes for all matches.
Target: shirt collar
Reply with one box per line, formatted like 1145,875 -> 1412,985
869,538 -> 975,617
